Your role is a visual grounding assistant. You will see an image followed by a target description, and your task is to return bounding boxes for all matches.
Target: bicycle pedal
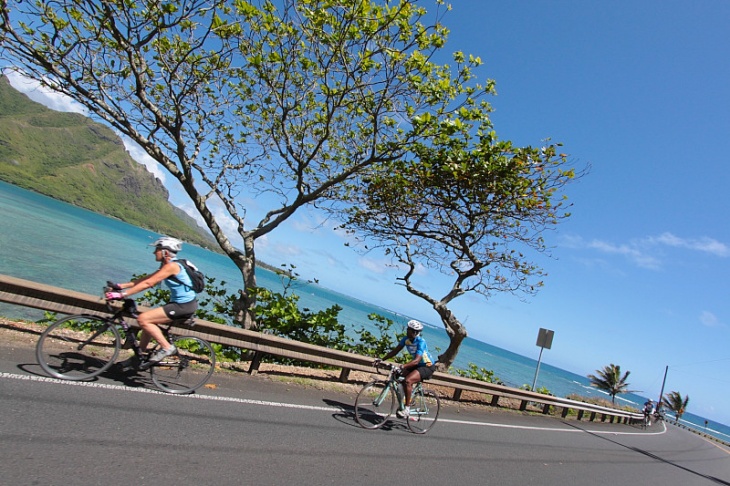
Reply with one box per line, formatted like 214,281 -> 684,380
138,359 -> 155,371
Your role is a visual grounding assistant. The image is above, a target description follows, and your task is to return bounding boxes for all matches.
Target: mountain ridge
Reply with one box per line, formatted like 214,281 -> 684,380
0,75 -> 219,252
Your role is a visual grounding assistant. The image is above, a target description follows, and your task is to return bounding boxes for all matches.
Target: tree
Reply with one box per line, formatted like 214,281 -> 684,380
0,0 -> 488,329
337,123 -> 579,365
662,391 -> 689,422
587,364 -> 636,404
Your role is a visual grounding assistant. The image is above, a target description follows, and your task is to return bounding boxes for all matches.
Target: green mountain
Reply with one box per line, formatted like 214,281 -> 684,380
0,76 -> 218,251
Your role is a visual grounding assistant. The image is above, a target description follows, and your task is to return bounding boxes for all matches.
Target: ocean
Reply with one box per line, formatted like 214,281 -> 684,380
1,180 -> 728,443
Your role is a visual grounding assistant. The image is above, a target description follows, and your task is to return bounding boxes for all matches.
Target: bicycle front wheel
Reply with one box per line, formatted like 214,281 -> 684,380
407,388 -> 441,434
355,381 -> 395,429
36,314 -> 120,380
150,336 -> 216,394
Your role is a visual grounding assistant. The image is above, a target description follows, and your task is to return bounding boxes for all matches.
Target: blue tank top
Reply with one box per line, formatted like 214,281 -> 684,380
164,260 -> 196,303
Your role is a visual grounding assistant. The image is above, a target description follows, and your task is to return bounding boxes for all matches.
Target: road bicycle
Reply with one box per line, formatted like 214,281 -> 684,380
642,410 -> 652,428
36,295 -> 215,394
354,361 -> 441,434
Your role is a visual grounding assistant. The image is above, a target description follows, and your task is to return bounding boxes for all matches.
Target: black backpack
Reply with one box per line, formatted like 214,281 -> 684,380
170,259 -> 205,293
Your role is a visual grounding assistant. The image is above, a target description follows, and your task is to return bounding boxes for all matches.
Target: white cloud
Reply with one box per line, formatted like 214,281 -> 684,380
652,232 -> 730,257
585,239 -> 661,270
119,135 -> 167,183
358,257 -> 390,275
289,210 -> 344,237
563,232 -> 729,270
187,196 -> 243,246
699,311 -> 722,328
269,242 -> 303,258
5,69 -> 88,115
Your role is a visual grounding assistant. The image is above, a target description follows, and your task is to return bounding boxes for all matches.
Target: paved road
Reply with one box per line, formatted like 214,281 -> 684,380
1,341 -> 729,485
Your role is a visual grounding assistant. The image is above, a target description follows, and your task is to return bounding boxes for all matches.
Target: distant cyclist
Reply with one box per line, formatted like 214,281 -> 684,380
105,236 -> 198,369
642,399 -> 654,426
374,319 -> 436,419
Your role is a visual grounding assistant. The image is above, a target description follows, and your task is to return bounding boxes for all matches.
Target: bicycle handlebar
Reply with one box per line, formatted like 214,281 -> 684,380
373,361 -> 402,377
102,287 -> 195,328
102,287 -> 140,317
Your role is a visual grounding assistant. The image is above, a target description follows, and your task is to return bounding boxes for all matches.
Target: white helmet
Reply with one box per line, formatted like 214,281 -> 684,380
150,236 -> 182,253
407,319 -> 423,331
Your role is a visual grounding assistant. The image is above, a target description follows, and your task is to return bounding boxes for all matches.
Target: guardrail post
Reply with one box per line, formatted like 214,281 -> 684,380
561,407 -> 570,418
452,389 -> 463,401
490,395 -> 500,407
248,351 -> 263,375
542,403 -> 551,415
601,414 -> 607,422
338,368 -> 350,383
589,412 -> 597,422
519,400 -> 528,411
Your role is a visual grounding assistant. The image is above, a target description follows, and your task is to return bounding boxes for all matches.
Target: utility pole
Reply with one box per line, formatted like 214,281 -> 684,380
657,365 -> 668,410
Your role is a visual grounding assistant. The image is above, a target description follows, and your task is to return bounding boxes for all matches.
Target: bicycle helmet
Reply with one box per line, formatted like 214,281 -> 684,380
407,319 -> 424,332
150,236 -> 183,253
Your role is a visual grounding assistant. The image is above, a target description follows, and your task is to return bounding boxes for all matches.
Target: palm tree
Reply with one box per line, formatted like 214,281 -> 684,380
587,364 -> 636,404
662,391 -> 690,422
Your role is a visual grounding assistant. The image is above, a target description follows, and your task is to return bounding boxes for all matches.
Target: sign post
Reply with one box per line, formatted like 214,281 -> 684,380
532,328 -> 554,391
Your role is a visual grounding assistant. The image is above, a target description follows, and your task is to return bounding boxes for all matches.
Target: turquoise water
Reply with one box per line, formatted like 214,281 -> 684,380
1,180 -> 728,442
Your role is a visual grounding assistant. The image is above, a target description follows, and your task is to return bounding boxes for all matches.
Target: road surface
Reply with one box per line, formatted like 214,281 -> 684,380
1,338 -> 729,485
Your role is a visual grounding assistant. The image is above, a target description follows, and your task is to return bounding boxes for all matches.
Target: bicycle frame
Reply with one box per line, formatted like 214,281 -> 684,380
36,294 -> 214,394
109,299 -> 194,361
371,366 -> 405,407
354,362 -> 440,433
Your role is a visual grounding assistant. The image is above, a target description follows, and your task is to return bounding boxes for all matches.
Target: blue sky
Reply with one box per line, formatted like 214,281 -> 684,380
7,1 -> 730,425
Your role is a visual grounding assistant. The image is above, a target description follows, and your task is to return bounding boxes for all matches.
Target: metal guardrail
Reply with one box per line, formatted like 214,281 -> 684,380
0,274 -> 642,424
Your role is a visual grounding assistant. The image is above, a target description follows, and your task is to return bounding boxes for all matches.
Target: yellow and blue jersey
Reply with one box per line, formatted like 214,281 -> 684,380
399,335 -> 434,366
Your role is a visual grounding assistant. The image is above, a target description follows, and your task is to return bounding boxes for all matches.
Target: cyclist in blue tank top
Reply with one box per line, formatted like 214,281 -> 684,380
105,236 -> 198,367
165,261 -> 196,304
374,320 -> 436,420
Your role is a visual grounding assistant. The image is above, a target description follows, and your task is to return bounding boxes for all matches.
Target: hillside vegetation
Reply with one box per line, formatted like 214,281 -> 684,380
0,76 -> 217,251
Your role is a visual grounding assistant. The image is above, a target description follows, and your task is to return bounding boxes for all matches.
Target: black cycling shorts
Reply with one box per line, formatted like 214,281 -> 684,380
162,300 -> 198,319
416,364 -> 436,381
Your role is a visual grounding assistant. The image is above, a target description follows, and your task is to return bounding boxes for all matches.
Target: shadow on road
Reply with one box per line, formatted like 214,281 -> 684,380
17,359 -> 160,391
322,398 -> 408,433
564,421 -> 730,485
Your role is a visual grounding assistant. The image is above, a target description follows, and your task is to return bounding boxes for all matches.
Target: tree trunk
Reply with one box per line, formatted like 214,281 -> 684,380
432,302 -> 467,371
228,235 -> 258,330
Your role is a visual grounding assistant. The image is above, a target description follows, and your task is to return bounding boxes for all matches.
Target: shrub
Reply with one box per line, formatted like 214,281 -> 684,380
450,363 -> 500,383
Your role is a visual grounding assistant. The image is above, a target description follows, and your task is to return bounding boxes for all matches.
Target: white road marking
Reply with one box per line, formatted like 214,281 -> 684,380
0,371 -> 335,411
1,372 -> 666,436
437,417 -> 667,435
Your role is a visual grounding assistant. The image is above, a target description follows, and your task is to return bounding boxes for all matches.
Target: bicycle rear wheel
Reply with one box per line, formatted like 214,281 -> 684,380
355,381 -> 395,429
150,336 -> 215,394
407,388 -> 440,434
36,314 -> 120,380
